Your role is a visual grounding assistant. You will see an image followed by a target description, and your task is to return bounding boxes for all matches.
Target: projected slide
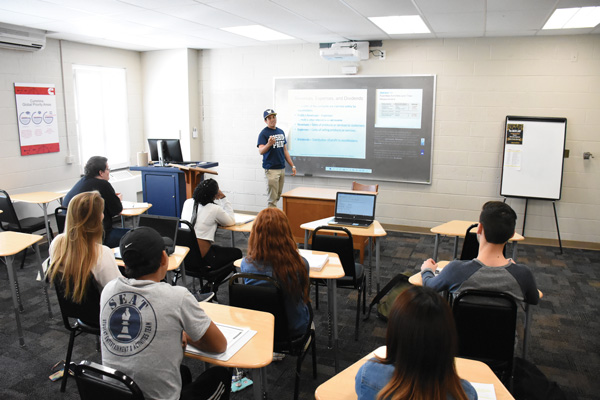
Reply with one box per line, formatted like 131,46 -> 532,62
288,89 -> 367,159
375,89 -> 423,129
275,76 -> 436,184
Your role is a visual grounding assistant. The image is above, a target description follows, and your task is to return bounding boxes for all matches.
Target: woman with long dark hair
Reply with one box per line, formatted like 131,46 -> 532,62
355,286 -> 477,400
47,191 -> 122,302
240,208 -> 310,337
181,178 -> 242,274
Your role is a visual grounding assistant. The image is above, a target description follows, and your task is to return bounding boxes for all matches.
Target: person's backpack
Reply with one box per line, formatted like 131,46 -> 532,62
511,357 -> 567,400
364,273 -> 411,321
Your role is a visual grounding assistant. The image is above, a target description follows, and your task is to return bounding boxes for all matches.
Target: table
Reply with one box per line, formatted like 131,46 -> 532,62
300,217 -> 387,293
168,164 -> 219,200
219,213 -> 255,247
431,220 -> 524,261
408,267 -> 543,359
315,346 -> 515,400
234,250 -> 345,371
185,302 -> 274,400
114,245 -> 189,286
0,231 -> 53,346
281,187 -> 377,263
120,202 -> 152,227
10,191 -> 65,244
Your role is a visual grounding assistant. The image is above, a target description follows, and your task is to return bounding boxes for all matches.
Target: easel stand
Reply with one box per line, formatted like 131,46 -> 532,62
520,198 -> 563,254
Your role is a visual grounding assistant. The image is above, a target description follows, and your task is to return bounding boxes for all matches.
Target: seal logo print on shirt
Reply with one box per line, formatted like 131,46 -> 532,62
101,291 -> 157,356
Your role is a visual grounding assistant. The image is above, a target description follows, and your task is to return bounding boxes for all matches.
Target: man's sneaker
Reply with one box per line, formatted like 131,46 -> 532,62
194,291 -> 215,302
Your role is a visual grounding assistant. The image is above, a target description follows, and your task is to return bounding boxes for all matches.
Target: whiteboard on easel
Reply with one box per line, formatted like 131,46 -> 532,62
500,116 -> 567,200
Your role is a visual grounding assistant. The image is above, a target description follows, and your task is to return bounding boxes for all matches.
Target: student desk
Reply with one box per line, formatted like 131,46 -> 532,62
0,231 -> 53,346
300,217 -> 387,293
186,302 -> 274,400
218,213 -> 255,247
234,250 -> 345,371
120,202 -> 152,227
281,187 -> 377,263
409,267 -> 543,359
431,220 -> 524,261
315,346 -> 515,400
114,245 -> 189,286
10,191 -> 65,243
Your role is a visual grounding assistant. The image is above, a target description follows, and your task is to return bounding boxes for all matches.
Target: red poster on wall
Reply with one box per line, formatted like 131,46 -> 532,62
14,83 -> 60,156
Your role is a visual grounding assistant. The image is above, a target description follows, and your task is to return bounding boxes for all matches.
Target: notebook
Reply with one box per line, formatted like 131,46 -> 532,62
137,214 -> 180,255
298,249 -> 329,272
328,191 -> 377,228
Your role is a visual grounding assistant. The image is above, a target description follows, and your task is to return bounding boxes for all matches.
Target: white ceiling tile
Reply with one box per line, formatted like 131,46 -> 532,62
487,11 -> 549,31
343,0 -> 419,17
153,3 -> 252,28
427,12 -> 485,33
413,0 -> 485,13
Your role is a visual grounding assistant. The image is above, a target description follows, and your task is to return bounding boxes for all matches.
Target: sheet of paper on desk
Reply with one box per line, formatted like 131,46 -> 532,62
234,214 -> 255,225
121,201 -> 149,209
186,323 -> 257,361
470,383 -> 496,400
298,249 -> 329,271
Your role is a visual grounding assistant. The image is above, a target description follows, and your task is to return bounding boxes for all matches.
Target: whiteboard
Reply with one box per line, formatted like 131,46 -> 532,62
500,116 -> 567,200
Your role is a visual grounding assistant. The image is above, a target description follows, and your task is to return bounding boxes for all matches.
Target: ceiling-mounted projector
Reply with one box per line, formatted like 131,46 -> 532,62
320,41 -> 369,61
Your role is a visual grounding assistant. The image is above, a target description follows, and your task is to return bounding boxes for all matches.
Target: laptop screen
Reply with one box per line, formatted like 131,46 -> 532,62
137,215 -> 180,253
334,192 -> 377,221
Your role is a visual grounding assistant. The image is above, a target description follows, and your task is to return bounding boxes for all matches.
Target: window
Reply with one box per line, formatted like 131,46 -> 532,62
73,65 -> 130,170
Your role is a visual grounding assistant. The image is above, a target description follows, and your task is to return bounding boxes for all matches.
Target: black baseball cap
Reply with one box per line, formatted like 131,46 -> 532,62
119,227 -> 165,269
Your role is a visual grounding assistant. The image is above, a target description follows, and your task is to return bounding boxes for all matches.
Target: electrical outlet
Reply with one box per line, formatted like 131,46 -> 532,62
380,50 -> 386,60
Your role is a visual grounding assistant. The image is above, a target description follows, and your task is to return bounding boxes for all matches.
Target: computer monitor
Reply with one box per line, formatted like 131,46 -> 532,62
147,139 -> 184,163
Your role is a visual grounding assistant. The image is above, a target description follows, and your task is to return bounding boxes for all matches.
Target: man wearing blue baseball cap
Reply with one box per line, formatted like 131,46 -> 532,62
257,109 -> 297,208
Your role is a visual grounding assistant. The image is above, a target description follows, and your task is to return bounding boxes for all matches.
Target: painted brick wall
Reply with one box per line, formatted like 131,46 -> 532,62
199,36 -> 600,243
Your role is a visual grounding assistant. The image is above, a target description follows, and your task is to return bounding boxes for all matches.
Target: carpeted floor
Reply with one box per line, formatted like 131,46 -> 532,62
0,227 -> 598,400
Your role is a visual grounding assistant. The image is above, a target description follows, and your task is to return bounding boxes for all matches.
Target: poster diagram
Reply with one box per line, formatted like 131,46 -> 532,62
14,83 -> 60,156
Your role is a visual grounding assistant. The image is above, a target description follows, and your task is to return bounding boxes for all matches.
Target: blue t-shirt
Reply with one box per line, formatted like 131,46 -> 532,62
355,359 -> 478,400
240,257 -> 309,338
257,127 -> 286,169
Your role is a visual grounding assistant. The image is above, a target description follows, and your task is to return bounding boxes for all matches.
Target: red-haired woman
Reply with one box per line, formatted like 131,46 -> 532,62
240,208 -> 310,337
355,286 -> 477,400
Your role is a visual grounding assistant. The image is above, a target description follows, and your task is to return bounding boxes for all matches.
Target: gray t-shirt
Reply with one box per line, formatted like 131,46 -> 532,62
100,277 -> 211,400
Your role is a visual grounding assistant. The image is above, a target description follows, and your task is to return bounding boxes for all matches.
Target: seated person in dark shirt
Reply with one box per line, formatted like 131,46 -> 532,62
63,156 -> 127,248
421,201 -> 539,305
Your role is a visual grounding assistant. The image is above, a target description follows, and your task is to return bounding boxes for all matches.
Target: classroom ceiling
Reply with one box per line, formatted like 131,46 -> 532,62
0,0 -> 599,51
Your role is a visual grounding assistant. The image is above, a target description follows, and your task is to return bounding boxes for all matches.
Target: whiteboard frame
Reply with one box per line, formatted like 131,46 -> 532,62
500,116 -> 567,201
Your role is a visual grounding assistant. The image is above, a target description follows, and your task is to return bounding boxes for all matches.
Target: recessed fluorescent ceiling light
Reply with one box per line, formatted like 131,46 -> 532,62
221,25 -> 294,41
543,7 -> 600,29
369,16 -> 430,34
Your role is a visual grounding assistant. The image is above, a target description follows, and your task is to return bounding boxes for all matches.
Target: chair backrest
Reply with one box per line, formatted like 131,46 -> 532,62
311,226 -> 358,282
460,223 -> 507,261
176,220 -> 206,277
54,273 -> 101,330
459,223 -> 479,260
351,181 -> 379,192
0,189 -> 22,231
452,289 -> 518,375
229,273 -> 290,343
55,206 -> 68,234
71,360 -> 145,400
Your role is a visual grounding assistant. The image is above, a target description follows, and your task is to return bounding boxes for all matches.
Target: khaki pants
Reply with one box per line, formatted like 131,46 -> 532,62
265,168 -> 285,208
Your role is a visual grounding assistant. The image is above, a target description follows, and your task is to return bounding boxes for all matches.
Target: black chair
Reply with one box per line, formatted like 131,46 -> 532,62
310,225 -> 366,340
459,223 -> 506,261
452,289 -> 518,385
229,273 -> 317,400
175,220 -> 235,297
54,275 -> 102,392
71,360 -> 145,400
55,206 -> 68,234
0,189 -> 53,268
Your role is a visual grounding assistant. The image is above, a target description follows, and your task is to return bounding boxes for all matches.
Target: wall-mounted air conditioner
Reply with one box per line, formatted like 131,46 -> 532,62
0,22 -> 46,51
320,41 -> 369,61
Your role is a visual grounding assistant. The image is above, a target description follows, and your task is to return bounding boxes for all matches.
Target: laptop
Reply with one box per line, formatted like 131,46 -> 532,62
328,192 -> 377,228
137,214 -> 180,255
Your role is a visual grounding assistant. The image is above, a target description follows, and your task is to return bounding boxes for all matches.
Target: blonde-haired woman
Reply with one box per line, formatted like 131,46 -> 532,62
47,191 -> 122,303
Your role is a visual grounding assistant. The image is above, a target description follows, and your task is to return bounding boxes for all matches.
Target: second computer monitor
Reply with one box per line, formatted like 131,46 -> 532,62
147,138 -> 184,163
